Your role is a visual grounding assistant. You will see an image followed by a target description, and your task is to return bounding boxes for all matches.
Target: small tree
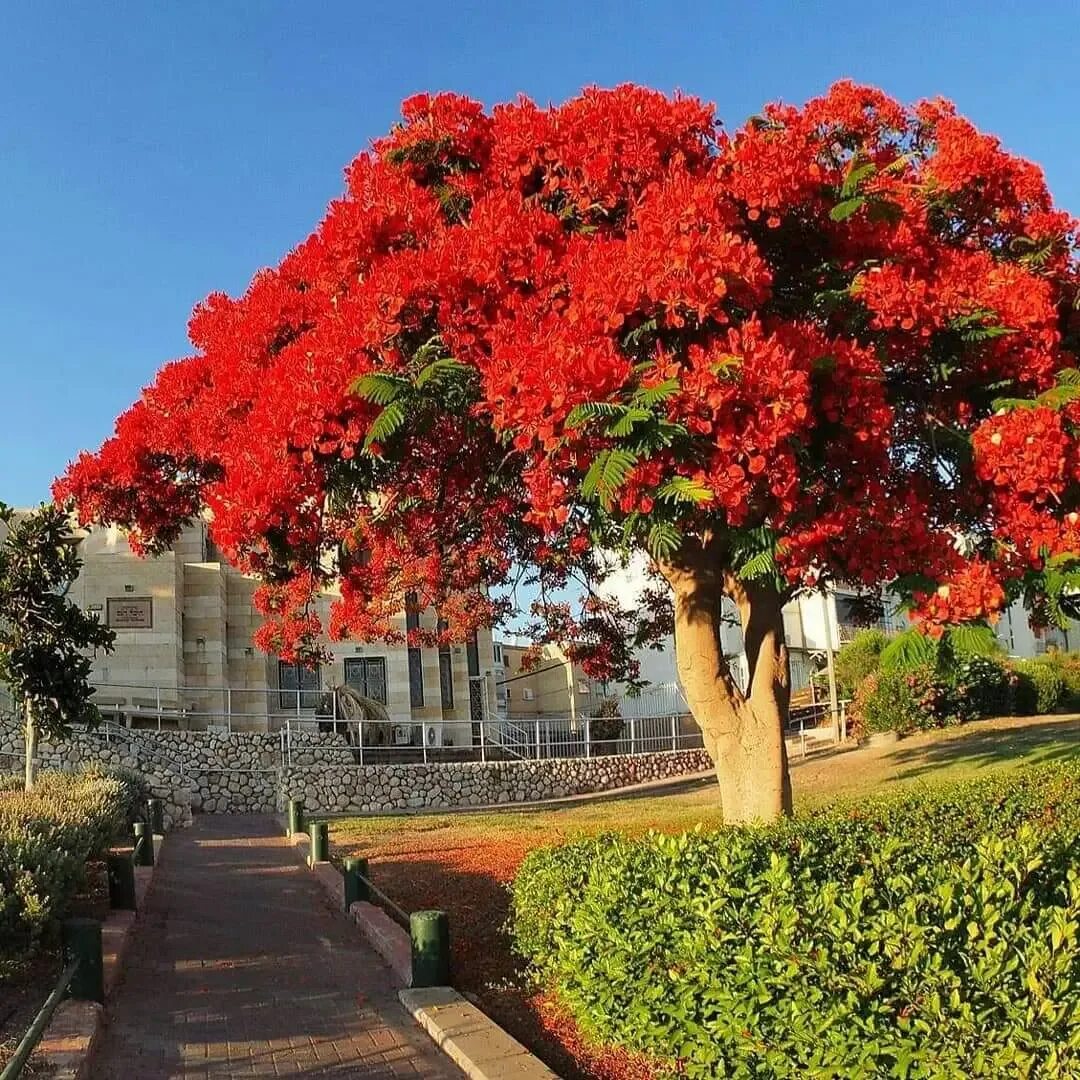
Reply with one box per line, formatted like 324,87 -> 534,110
0,504 -> 114,790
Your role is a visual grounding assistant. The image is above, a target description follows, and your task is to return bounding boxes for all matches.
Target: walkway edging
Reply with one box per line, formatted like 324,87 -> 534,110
400,987 -> 560,1080
286,823 -> 561,1078
35,835 -> 163,1079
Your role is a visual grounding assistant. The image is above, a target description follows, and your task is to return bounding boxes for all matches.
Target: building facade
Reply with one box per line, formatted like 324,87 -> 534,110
4,515 -> 498,738
495,640 -> 610,724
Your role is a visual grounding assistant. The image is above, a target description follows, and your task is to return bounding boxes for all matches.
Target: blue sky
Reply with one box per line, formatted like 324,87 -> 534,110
2,1 -> 1077,507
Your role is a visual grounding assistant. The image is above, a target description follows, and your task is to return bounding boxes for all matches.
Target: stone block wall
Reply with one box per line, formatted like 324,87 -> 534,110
0,718 -> 712,819
281,749 -> 713,814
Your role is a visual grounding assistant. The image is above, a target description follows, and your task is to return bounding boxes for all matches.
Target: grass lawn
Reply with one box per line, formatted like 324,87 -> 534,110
329,714 -> 1080,1080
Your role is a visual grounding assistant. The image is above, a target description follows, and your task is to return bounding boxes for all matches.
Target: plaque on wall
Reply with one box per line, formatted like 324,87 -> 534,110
106,597 -> 153,629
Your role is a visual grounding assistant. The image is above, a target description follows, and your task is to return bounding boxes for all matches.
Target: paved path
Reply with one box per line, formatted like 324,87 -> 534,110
94,816 -> 458,1078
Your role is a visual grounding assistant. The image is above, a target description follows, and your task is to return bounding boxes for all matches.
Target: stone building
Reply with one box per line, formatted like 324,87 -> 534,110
3,513 -> 498,739
495,640 -> 610,723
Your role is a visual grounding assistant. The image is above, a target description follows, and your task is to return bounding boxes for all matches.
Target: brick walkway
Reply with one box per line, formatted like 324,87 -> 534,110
93,816 -> 458,1078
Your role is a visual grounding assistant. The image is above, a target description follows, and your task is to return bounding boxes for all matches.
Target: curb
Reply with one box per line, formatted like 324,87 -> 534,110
283,820 -> 561,1078
401,986 -> 559,1080
35,834 -> 164,1079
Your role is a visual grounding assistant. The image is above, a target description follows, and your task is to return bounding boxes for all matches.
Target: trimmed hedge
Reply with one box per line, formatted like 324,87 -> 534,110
0,767 -> 138,973
1012,659 -> 1066,715
511,765 -> 1080,1078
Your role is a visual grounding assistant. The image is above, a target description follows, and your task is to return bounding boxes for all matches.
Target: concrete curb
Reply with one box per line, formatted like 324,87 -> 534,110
400,987 -> 560,1079
35,833 -> 164,1079
283,820 -> 562,1078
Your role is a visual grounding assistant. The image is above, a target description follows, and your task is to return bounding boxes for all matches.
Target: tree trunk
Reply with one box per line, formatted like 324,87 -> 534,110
24,701 -> 38,793
659,541 -> 792,825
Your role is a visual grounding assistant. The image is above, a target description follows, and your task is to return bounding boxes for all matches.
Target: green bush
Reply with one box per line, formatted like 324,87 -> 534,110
833,629 -> 889,697
950,654 -> 1012,719
0,770 -> 134,973
511,765 -> 1080,1078
1032,650 -> 1080,709
850,665 -> 958,736
1011,659 -> 1065,715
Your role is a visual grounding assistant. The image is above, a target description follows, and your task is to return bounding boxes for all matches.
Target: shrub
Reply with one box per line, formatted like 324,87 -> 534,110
0,770 -> 132,972
833,629 -> 889,697
1011,659 -> 1065,715
511,765 -> 1080,1078
950,654 -> 1012,719
1033,650 -> 1080,709
849,665 -> 957,737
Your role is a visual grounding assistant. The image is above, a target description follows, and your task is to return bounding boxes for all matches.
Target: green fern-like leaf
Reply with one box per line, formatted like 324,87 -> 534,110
607,408 -> 653,438
351,372 -> 409,406
647,521 -> 683,560
657,476 -> 713,505
565,401 -> 629,429
880,628 -> 938,673
944,623 -> 1000,660
414,357 -> 468,389
632,380 -> 681,408
737,549 -> 777,580
581,449 -> 638,507
363,400 -> 406,449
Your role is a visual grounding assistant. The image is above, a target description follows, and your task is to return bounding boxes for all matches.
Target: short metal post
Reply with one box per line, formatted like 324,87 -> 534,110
629,715 -> 636,756
479,718 -> 486,763
133,822 -> 154,867
147,798 -> 164,835
584,717 -> 591,758
287,798 -> 305,836
342,856 -> 370,910
308,820 -> 328,864
410,910 -> 450,987
62,918 -> 104,1003
107,851 -> 137,910
670,714 -> 678,751
534,718 -> 541,760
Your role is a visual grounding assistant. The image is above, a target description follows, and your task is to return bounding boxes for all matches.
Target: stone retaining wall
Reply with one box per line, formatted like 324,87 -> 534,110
281,749 -> 713,814
0,719 -> 711,819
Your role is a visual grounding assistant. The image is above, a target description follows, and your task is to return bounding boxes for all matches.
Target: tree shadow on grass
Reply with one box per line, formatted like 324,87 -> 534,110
884,717 -> 1080,784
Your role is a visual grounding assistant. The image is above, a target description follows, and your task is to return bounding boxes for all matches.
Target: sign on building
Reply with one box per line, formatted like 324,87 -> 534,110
106,597 -> 153,629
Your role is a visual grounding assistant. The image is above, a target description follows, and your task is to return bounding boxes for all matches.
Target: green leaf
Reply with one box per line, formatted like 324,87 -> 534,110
841,161 -> 877,199
581,449 -> 638,508
565,401 -> 629,429
632,379 -> 681,408
646,521 -> 682,559
363,400 -> 406,449
830,197 -> 865,222
657,476 -> 713,505
607,408 -> 653,438
414,357 -> 468,389
880,628 -> 938,673
943,623 -> 1000,660
350,372 -> 409,406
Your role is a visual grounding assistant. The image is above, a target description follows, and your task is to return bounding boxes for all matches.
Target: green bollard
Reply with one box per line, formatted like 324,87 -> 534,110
107,851 -> 137,910
308,820 -> 328,864
147,798 -> 164,835
287,798 -> 305,837
342,856 -> 369,910
62,918 -> 104,1003
410,910 -> 450,988
133,821 -> 154,867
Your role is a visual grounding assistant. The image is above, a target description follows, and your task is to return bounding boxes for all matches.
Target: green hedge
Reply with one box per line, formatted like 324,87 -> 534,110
1012,659 -> 1066,715
0,768 -> 138,973
511,765 -> 1080,1078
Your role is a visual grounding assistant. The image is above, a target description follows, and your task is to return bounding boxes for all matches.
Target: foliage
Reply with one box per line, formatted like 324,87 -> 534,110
0,504 -> 114,785
53,82 -> 1079,684
1033,649 -> 1080,709
850,665 -> 961,736
833,629 -> 889,697
951,654 -> 1013,719
588,696 -> 624,745
510,765 -> 1080,1078
1011,658 -> 1066,715
0,770 -> 136,973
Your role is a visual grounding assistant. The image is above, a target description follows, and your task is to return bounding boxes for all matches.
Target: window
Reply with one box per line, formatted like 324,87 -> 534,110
405,593 -> 424,707
523,687 -> 535,701
344,657 -> 387,704
437,617 -> 454,709
577,680 -> 591,695
279,661 -> 321,710
493,643 -> 502,664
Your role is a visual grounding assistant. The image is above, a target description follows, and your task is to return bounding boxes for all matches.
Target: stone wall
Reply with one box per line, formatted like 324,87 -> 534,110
0,719 -> 712,819
281,749 -> 713,814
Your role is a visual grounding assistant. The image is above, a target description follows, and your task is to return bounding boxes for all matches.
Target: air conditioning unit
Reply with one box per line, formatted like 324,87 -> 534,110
425,722 -> 450,747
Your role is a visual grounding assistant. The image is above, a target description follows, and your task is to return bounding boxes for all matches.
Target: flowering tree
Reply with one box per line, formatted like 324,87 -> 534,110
56,83 -> 1078,823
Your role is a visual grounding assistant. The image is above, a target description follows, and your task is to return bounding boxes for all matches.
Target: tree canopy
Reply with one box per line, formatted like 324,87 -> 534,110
55,81 -> 1078,678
